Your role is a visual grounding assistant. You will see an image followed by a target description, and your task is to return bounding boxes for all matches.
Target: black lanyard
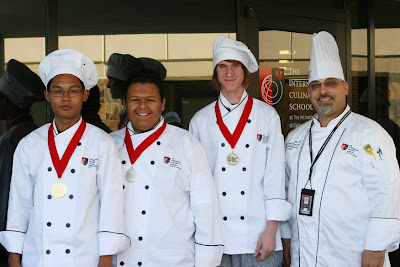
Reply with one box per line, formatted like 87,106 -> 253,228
305,110 -> 351,189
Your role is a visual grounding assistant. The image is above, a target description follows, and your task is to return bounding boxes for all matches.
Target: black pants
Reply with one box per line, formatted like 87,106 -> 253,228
389,248 -> 400,267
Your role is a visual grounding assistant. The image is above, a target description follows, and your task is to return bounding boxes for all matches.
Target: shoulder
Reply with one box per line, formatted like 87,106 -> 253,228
165,124 -> 198,141
13,123 -> 49,154
252,98 -> 280,118
85,123 -> 117,145
109,128 -> 125,143
286,120 -> 312,142
190,100 -> 216,123
347,113 -> 390,138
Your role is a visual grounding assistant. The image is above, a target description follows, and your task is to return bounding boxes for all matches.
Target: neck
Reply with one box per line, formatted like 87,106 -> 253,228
221,87 -> 245,104
54,117 -> 81,132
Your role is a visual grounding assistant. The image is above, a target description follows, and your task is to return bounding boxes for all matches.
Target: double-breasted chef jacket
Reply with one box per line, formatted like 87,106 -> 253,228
110,119 -> 224,267
189,91 -> 292,255
283,105 -> 400,267
0,117 -> 130,267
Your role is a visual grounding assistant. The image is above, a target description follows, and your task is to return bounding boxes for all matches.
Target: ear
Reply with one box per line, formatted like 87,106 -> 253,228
161,97 -> 166,112
44,90 -> 51,102
82,90 -> 89,102
343,81 -> 349,96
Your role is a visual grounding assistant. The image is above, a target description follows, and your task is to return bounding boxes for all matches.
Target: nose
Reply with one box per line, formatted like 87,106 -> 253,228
138,99 -> 148,109
319,83 -> 330,94
61,91 -> 72,101
226,66 -> 233,77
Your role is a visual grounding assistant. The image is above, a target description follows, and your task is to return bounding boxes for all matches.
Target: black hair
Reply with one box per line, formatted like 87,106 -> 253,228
123,69 -> 164,100
46,76 -> 85,90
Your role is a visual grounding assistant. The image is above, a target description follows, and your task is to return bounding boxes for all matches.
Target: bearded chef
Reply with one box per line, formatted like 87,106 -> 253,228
282,31 -> 400,267
189,36 -> 292,267
110,69 -> 223,267
1,49 -> 130,267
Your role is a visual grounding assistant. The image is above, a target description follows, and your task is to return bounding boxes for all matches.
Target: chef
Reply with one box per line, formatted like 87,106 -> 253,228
1,49 -> 130,267
189,35 -> 291,267
0,59 -> 45,265
282,31 -> 400,267
110,69 -> 223,267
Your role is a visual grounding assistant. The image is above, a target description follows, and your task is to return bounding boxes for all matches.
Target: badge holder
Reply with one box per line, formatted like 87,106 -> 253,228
299,188 -> 315,216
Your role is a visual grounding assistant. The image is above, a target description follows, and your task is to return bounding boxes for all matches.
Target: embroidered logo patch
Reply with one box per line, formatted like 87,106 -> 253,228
286,140 -> 301,151
163,156 -> 181,169
341,144 -> 348,150
81,157 -> 98,168
256,134 -> 268,143
82,157 -> 88,165
163,157 -> 171,164
363,144 -> 376,161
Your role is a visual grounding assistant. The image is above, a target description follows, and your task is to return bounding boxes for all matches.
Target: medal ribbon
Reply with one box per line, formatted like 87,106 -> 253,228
215,96 -> 253,149
124,121 -> 167,165
48,119 -> 87,178
306,110 -> 351,188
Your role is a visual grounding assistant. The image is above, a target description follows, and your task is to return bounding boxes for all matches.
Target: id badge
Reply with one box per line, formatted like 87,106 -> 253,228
299,188 -> 315,216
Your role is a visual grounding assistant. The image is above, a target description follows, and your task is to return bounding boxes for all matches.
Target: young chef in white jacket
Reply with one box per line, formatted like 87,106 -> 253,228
0,49 -> 130,267
110,69 -> 223,267
189,36 -> 292,267
282,31 -> 400,267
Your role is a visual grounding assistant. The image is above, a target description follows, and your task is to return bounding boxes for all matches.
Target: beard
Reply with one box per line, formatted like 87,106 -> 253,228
317,103 -> 333,114
316,94 -> 334,114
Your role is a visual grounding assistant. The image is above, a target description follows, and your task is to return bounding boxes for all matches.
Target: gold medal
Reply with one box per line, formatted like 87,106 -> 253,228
52,182 -> 67,198
125,168 -> 138,183
227,152 -> 239,166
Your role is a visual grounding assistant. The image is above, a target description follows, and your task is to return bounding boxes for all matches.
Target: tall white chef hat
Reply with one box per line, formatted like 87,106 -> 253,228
213,35 -> 258,73
39,48 -> 98,90
308,31 -> 345,83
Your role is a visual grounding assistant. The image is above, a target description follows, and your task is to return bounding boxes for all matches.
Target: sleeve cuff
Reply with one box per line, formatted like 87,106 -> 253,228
279,221 -> 292,239
194,243 -> 224,267
365,218 -> 400,252
265,199 -> 292,221
98,231 -> 131,256
0,230 -> 25,254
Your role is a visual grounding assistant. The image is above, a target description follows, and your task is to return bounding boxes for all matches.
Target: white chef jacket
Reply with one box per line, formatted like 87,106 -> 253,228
189,91 -> 292,254
110,119 -> 223,267
283,105 -> 400,267
0,117 -> 130,267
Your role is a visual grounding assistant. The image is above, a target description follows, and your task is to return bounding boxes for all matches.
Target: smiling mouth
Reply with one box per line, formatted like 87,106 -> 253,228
137,113 -> 150,116
318,96 -> 334,102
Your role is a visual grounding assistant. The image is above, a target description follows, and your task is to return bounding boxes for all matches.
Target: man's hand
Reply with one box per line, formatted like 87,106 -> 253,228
282,238 -> 291,267
254,221 -> 278,261
8,253 -> 21,267
361,250 -> 385,267
98,255 -> 113,267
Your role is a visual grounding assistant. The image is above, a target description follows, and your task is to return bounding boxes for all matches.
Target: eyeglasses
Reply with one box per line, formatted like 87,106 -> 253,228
309,80 -> 344,90
48,89 -> 84,97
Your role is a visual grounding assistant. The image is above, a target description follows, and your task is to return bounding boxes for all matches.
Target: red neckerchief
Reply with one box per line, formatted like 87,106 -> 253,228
48,119 -> 86,178
124,121 -> 167,165
6,114 -> 33,132
215,96 -> 253,149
